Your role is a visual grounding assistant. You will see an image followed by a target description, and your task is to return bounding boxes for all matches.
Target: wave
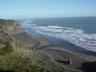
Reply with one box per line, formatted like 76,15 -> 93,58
21,20 -> 96,52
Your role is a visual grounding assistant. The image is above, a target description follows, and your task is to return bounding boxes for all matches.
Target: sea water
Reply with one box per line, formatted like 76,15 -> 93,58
20,17 -> 96,55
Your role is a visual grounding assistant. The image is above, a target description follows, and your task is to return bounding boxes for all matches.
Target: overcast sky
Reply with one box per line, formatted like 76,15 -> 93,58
0,0 -> 96,19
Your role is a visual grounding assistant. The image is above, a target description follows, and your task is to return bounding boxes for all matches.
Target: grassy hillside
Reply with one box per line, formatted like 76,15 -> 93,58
0,19 -> 43,72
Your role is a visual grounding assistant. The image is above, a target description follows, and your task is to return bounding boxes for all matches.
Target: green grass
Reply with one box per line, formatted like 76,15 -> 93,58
0,53 -> 43,72
0,42 -> 13,55
0,40 -> 44,72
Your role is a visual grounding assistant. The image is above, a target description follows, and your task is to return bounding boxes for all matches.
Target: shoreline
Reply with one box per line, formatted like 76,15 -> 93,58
44,35 -> 96,56
12,25 -> 96,57
24,29 -> 96,56
20,19 -> 96,57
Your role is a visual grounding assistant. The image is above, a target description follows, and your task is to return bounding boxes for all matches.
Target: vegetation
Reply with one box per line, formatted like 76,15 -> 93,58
0,41 -> 13,55
0,19 -> 17,31
0,53 -> 43,72
0,19 -> 44,72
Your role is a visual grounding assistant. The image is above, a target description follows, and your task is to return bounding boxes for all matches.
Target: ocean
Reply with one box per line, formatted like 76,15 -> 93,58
20,17 -> 96,55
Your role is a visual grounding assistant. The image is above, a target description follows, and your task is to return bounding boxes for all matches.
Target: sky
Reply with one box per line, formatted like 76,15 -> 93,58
0,0 -> 96,19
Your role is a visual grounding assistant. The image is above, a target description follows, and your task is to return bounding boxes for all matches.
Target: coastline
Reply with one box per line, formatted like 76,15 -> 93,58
22,28 -> 96,56
15,24 -> 96,59
10,22 -> 96,72
20,29 -> 96,56
0,18 -> 96,72
20,19 -> 96,56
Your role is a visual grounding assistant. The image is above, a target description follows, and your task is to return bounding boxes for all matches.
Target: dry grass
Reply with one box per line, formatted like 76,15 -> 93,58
0,23 -> 44,72
0,52 -> 43,72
